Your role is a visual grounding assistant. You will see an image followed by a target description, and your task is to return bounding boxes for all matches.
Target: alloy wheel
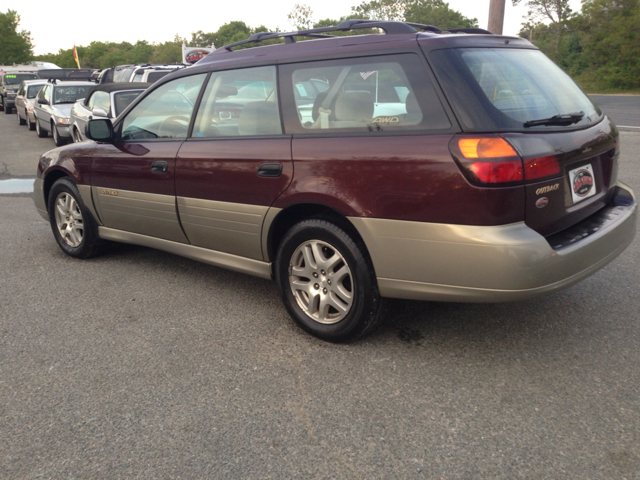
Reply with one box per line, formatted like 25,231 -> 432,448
54,192 -> 84,247
289,239 -> 354,324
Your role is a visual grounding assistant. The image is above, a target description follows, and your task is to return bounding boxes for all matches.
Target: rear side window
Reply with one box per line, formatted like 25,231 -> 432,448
281,54 -> 450,134
191,66 -> 282,138
429,48 -> 601,132
27,85 -> 42,98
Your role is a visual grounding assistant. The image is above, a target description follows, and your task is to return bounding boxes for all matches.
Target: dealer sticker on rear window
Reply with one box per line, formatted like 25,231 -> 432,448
568,164 -> 596,204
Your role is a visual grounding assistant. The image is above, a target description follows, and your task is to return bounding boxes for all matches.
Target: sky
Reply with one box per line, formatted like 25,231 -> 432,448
17,0 -> 584,56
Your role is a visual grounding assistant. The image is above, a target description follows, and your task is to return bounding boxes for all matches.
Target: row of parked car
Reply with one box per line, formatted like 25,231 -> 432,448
1,63 -> 187,146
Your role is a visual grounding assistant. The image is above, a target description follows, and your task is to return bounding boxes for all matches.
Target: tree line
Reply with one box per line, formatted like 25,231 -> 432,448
1,0 -> 638,92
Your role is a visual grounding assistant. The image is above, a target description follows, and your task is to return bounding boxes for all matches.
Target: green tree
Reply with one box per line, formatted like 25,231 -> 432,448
150,34 -> 186,64
512,0 -> 573,58
350,0 -> 477,28
0,10 -> 34,64
288,4 -> 315,30
405,0 -> 478,28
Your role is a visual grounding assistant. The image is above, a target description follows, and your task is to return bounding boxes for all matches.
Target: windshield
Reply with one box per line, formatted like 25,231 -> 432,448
430,48 -> 601,132
53,85 -> 93,105
27,85 -> 43,98
113,90 -> 144,117
114,67 -> 135,82
4,74 -> 38,85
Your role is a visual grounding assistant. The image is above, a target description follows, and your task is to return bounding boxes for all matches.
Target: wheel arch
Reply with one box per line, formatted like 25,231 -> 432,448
43,169 -> 72,212
264,202 -> 369,265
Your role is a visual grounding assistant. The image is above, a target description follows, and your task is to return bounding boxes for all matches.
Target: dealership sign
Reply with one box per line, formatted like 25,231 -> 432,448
182,45 -> 214,65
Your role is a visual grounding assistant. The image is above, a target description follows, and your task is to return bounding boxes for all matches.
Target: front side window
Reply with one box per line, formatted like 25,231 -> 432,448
282,54 -> 450,133
53,85 -> 93,105
88,91 -> 111,114
121,74 -> 206,140
191,66 -> 281,138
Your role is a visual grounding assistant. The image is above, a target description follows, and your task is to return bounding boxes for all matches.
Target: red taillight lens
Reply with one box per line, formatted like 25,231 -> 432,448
470,161 -> 524,183
523,155 -> 560,180
455,137 -> 524,184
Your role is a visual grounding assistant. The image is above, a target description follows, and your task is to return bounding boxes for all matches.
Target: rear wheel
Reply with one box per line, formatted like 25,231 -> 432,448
0,97 -> 4,111
47,177 -> 106,259
35,118 -> 47,137
275,219 -> 383,342
3,98 -> 11,114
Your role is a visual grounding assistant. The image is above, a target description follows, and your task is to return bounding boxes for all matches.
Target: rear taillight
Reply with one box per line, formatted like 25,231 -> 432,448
523,155 -> 560,180
452,136 -> 523,185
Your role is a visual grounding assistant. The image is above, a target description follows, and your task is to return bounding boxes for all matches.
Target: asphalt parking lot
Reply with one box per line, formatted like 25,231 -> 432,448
1,99 -> 639,478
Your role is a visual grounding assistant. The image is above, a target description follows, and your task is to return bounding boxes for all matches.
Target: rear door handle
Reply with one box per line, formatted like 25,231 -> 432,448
257,162 -> 283,177
151,160 -> 168,173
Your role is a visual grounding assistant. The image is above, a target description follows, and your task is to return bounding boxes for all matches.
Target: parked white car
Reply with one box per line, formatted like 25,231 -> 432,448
69,82 -> 151,142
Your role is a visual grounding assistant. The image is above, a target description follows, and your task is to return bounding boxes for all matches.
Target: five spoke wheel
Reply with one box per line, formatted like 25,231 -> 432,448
54,192 -> 84,247
289,240 -> 354,324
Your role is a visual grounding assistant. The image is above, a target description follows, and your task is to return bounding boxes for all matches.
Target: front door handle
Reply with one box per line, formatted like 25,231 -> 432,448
257,162 -> 283,177
151,160 -> 168,173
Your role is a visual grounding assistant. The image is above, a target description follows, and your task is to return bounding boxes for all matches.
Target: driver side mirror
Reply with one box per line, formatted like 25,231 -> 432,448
37,97 -> 48,105
92,107 -> 109,118
86,118 -> 114,143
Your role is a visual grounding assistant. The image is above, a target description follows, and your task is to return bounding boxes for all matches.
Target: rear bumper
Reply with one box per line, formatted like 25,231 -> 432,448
350,182 -> 637,302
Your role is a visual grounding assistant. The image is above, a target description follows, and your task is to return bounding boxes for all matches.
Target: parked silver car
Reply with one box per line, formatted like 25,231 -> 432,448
69,82 -> 151,142
15,79 -> 47,130
33,81 -> 95,146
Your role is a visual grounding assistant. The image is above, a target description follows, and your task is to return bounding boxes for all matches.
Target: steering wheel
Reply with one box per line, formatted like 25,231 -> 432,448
157,115 -> 189,138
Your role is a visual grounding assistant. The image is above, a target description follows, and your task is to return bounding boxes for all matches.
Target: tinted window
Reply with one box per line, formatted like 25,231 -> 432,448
429,48 -> 601,132
282,54 -> 449,133
192,66 -> 281,138
147,71 -> 170,83
53,86 -> 93,104
121,74 -> 206,140
113,90 -> 144,117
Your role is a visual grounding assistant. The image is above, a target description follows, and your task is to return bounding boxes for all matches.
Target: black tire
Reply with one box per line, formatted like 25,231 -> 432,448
27,112 -> 35,131
47,177 -> 106,259
275,219 -> 384,342
35,117 -> 47,137
52,123 -> 66,146
3,98 -> 11,114
0,97 -> 4,112
17,109 -> 26,125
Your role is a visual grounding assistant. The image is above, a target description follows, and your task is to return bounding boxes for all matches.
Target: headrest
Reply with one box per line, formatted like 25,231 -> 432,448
334,92 -> 374,123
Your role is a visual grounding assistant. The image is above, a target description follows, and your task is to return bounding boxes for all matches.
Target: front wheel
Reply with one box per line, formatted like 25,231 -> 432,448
3,98 -> 11,114
26,111 -> 35,130
275,219 -> 383,342
17,109 -> 26,125
52,124 -> 66,146
35,118 -> 47,137
47,177 -> 106,259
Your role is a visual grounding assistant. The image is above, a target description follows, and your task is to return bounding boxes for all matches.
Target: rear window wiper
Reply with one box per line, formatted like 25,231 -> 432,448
523,111 -> 584,128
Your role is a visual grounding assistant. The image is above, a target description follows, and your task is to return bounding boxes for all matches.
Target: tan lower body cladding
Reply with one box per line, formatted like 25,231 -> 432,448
349,197 -> 636,302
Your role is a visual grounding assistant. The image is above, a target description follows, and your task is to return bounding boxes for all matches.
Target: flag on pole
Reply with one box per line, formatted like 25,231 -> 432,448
73,43 -> 81,68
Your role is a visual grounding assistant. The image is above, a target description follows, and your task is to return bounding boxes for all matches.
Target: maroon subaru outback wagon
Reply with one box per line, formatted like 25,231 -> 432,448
34,20 -> 637,342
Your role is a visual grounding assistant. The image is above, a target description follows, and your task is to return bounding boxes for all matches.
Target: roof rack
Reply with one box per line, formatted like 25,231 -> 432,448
218,19 -> 492,52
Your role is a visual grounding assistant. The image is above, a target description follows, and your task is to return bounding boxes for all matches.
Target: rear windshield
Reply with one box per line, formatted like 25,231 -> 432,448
4,73 -> 38,85
429,48 -> 601,132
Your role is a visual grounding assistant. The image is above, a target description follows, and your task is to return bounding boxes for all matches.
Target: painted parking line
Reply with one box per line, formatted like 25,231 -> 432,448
618,126 -> 640,129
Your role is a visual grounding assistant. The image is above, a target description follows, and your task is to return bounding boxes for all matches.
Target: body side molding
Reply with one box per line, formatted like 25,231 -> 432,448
98,227 -> 272,280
